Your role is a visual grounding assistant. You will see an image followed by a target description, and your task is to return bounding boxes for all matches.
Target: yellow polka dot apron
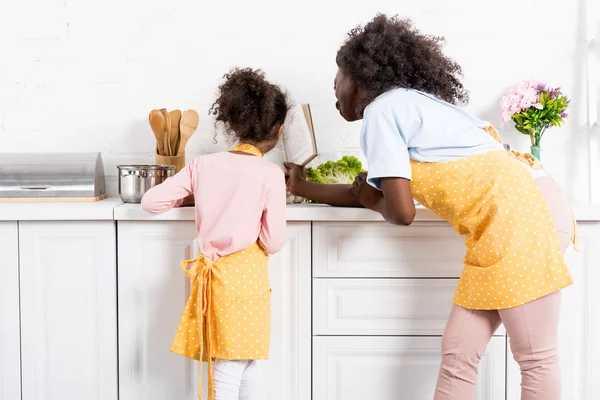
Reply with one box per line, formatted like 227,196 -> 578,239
409,126 -> 575,310
171,144 -> 271,400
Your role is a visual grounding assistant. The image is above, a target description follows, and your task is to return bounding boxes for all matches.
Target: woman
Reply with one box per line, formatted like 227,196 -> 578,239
286,14 -> 576,400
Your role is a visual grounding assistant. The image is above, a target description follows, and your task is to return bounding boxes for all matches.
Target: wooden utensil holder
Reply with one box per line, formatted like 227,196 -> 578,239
155,152 -> 195,207
156,153 -> 186,173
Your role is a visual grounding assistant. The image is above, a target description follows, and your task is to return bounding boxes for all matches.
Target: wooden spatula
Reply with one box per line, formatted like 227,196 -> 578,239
160,108 -> 172,156
178,109 -> 200,155
149,109 -> 166,155
169,109 -> 182,157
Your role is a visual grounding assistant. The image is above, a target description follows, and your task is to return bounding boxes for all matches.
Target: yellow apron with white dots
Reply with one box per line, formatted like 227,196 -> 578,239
171,243 -> 271,399
409,126 -> 574,310
171,144 -> 271,400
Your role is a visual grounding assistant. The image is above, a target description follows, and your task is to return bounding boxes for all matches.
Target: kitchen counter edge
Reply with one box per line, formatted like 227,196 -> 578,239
1,199 -> 599,222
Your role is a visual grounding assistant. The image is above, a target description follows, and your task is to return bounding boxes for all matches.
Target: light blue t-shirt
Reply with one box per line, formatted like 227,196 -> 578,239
360,88 -> 504,189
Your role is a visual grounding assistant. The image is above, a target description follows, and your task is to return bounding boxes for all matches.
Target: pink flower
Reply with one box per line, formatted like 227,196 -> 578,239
499,80 -> 541,123
500,96 -> 513,112
516,80 -> 538,93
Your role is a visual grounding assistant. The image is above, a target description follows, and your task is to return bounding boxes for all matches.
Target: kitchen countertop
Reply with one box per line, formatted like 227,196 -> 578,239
2,197 -> 598,222
113,201 -> 600,222
113,203 -> 441,222
0,198 -> 123,221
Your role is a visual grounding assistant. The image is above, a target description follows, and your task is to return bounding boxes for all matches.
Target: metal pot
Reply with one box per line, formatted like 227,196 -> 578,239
117,165 -> 176,203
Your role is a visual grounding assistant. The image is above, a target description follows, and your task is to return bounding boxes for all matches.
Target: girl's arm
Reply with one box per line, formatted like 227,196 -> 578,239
258,174 -> 288,254
141,159 -> 197,214
285,163 -> 361,207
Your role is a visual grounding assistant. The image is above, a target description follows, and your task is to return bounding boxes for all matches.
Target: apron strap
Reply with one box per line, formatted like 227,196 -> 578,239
181,255 -> 216,399
483,126 -> 542,168
482,125 -> 579,251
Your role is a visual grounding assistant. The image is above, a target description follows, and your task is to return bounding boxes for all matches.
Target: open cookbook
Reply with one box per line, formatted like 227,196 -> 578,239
266,104 -> 318,170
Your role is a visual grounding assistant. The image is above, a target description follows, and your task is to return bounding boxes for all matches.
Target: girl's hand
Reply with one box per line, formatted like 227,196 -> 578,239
284,162 -> 306,195
351,172 -> 383,210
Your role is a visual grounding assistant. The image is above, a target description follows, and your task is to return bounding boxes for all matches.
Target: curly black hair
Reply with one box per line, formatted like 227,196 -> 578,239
210,68 -> 290,142
336,14 -> 469,109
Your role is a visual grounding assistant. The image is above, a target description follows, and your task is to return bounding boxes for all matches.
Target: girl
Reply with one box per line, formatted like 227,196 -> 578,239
142,68 -> 289,400
286,15 -> 576,400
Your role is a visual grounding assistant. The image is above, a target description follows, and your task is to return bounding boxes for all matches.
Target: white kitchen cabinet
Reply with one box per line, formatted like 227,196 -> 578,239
506,222 -> 600,400
118,221 -> 199,400
313,336 -> 506,400
117,221 -> 312,400
18,221 -> 118,400
313,222 -> 465,278
0,222 -> 21,400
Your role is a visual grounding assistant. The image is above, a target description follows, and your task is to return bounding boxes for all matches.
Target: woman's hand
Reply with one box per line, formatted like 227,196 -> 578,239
283,162 -> 362,207
351,172 -> 383,210
284,162 -> 306,195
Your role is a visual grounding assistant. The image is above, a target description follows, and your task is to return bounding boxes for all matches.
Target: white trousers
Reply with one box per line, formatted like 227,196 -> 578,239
212,359 -> 265,400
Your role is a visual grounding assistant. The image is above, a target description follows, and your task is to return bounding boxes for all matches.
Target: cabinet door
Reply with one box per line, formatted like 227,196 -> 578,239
506,222 -> 600,400
265,222 -> 311,400
118,221 -> 312,400
0,222 -> 20,400
19,221 -> 118,400
118,221 -> 199,400
313,279 -> 458,336
314,336 -> 506,400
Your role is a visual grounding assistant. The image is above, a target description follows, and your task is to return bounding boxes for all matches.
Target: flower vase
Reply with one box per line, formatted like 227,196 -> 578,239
530,146 -> 541,161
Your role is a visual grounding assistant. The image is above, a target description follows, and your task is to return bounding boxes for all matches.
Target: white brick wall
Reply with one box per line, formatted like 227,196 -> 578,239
0,0 -> 596,198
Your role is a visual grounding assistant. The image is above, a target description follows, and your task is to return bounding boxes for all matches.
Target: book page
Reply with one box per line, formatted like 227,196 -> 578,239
282,104 -> 317,167
265,135 -> 287,171
265,103 -> 317,169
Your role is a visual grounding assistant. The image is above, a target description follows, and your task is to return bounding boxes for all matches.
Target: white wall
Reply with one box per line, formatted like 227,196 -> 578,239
0,0 -> 597,199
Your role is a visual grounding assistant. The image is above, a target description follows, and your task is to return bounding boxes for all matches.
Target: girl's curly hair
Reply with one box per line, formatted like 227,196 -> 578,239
210,68 -> 290,142
336,14 -> 469,110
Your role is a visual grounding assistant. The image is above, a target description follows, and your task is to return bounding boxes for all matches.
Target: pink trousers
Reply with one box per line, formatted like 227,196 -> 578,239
434,177 -> 573,400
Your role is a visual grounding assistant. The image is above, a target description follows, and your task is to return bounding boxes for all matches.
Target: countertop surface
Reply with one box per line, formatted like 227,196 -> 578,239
0,198 -> 123,221
1,198 -> 599,222
112,203 -> 441,222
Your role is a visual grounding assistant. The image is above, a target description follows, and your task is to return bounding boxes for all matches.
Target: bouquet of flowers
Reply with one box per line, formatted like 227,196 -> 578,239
500,81 -> 570,160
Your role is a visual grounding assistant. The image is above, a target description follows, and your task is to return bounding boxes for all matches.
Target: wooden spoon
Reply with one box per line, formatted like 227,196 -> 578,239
178,109 -> 200,155
169,109 -> 182,157
148,109 -> 166,155
160,108 -> 172,156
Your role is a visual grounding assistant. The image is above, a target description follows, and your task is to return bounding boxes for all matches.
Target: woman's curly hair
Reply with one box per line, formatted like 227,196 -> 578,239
210,68 -> 290,142
336,14 -> 469,110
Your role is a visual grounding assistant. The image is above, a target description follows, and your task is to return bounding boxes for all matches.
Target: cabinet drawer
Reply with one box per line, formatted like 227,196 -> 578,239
313,222 -> 465,278
313,336 -> 506,400
313,279 -> 506,336
313,279 -> 455,336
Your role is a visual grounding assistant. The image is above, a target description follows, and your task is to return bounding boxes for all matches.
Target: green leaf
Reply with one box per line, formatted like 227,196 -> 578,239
515,126 -> 530,136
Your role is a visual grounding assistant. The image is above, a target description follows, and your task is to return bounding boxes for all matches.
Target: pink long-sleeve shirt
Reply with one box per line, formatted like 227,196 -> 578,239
141,152 -> 288,260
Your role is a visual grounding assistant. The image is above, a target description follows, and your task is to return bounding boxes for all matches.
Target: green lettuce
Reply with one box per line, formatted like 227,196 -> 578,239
306,156 -> 363,184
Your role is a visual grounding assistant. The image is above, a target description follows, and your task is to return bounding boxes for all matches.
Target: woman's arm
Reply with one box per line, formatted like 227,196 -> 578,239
294,181 -> 361,207
352,173 -> 416,225
285,163 -> 361,207
375,177 -> 416,225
